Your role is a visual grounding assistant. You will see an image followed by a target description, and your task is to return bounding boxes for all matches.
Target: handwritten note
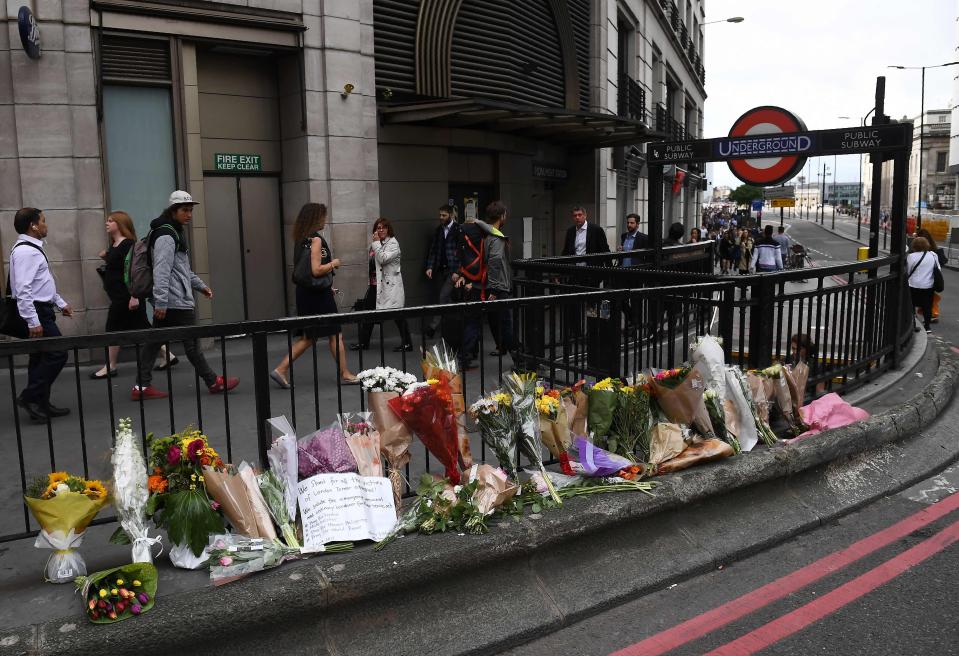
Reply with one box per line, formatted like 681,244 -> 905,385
297,473 -> 396,552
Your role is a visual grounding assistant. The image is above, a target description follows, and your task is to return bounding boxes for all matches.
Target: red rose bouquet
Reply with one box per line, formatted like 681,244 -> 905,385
389,374 -> 461,484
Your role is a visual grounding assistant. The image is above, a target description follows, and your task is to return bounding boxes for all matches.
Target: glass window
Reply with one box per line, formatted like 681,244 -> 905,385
102,85 -> 177,238
936,151 -> 947,173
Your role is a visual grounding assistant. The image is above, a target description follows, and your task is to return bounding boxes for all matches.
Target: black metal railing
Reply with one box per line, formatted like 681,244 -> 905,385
656,104 -> 685,140
617,73 -> 646,122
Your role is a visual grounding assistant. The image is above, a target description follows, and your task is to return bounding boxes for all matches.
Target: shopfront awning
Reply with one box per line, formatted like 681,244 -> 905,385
378,98 -> 669,148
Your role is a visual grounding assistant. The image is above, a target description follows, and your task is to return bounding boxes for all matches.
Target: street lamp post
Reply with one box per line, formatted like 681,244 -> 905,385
835,115 -> 853,231
888,61 -> 959,231
703,16 -> 745,25
857,107 -> 876,240
819,162 -> 830,225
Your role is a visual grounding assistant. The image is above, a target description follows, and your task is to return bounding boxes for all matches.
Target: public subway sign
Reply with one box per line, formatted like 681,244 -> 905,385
214,153 -> 262,172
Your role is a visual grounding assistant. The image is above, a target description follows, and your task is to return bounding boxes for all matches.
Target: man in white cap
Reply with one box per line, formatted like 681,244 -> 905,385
132,190 -> 239,400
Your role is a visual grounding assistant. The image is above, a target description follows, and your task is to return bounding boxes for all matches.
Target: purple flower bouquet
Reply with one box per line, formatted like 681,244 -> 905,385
297,423 -> 358,479
571,436 -> 633,477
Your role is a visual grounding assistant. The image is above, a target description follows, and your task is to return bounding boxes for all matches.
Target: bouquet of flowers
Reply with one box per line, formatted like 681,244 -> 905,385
339,412 -> 383,477
469,391 -> 518,481
586,377 -> 622,445
375,474 -> 489,550
535,386 -> 574,475
470,464 -> 519,515
265,416 -> 299,543
570,436 -> 633,477
704,389 -> 740,454
723,367 -> 760,452
648,367 -> 716,439
610,378 -> 653,460
422,340 -> 473,469
690,335 -> 727,398
784,363 -> 810,421
737,369 -> 778,446
75,562 -> 156,623
505,372 -> 561,504
359,366 -> 416,512
146,428 -> 226,563
109,418 -> 161,563
647,423 -> 686,473
755,364 -> 808,436
297,422 -> 357,478
389,375 -> 461,484
655,438 -> 735,474
204,533 -> 334,586
560,381 -> 589,436
203,462 -> 277,540
24,471 -> 109,582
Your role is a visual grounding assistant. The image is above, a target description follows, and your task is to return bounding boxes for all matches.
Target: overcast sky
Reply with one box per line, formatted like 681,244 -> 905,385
703,0 -> 957,190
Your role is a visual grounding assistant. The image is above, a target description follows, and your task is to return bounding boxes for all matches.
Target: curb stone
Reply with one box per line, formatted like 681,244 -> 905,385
4,342 -> 958,656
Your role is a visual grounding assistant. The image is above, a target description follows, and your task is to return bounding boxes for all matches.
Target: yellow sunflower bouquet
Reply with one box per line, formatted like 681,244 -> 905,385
24,471 -> 110,583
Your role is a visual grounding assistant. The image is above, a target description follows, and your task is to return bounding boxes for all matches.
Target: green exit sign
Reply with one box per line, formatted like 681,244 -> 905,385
214,153 -> 262,171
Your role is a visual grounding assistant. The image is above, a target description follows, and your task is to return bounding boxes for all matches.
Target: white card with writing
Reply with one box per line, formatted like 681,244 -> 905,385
297,473 -> 396,552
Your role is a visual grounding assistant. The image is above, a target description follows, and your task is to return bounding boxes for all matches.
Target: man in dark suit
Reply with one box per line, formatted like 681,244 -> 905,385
619,213 -> 648,267
561,206 -> 610,260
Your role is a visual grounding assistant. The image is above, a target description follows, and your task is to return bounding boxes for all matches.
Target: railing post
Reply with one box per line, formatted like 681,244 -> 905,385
586,296 -> 622,379
748,276 -> 774,369
719,284 -> 734,363
251,331 -> 272,468
885,144 -> 911,367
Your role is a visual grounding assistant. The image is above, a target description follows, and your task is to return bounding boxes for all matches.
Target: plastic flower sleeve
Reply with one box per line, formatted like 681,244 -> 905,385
369,390 -> 412,514
111,418 -> 160,563
504,372 -> 561,503
257,469 -> 300,549
571,437 -> 633,477
423,344 -> 474,469
690,335 -> 727,398
24,493 -> 108,583
648,368 -> 716,439
724,367 -> 759,452
468,465 -> 518,515
388,376 -> 461,484
266,416 -> 299,524
297,422 -> 357,478
340,411 -> 384,477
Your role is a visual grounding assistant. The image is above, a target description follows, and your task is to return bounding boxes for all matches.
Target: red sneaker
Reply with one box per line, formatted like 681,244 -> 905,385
131,386 -> 168,401
208,376 -> 239,394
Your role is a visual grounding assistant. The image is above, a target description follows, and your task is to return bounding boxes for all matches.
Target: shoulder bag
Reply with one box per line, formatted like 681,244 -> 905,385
292,238 -> 333,290
933,260 -> 945,293
1,242 -> 47,337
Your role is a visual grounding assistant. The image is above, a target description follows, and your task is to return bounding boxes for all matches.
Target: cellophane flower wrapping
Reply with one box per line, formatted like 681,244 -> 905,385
690,335 -> 727,399
504,372 -> 561,503
110,418 -> 159,563
297,422 -> 357,478
587,378 -> 621,445
784,363 -> 810,426
339,411 -> 384,477
423,340 -> 473,469
741,370 -> 778,446
469,391 -> 518,481
205,533 -> 300,586
610,379 -> 652,460
723,367 -> 759,452
202,462 -> 276,540
757,364 -> 807,436
389,375 -> 461,484
536,386 -> 573,475
571,436 -> 633,477
704,389 -> 740,454
369,390 -> 412,515
257,469 -> 300,549
266,416 -> 300,526
469,464 -> 518,515
24,472 -> 109,583
76,562 -> 157,623
648,368 -> 716,439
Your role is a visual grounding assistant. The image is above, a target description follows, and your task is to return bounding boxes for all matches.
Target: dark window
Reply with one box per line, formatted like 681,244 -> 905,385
936,151 -> 947,173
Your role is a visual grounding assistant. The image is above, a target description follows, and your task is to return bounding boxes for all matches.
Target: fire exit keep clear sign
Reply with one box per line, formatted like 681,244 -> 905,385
214,153 -> 262,171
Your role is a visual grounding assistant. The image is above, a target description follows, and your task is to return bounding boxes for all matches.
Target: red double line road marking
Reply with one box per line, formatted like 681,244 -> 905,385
611,491 -> 959,656
706,519 -> 959,655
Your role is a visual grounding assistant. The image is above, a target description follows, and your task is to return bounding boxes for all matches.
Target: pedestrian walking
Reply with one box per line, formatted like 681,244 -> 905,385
687,227 -> 702,243
750,225 -> 784,272
561,206 -> 610,258
271,202 -> 358,388
8,208 -> 72,421
131,191 -> 239,400
424,204 -> 461,338
772,225 -> 793,266
906,236 -> 939,334
618,213 -> 648,267
738,229 -> 754,275
90,211 -> 178,380
718,229 -> 735,274
352,218 -> 413,352
915,228 -> 947,323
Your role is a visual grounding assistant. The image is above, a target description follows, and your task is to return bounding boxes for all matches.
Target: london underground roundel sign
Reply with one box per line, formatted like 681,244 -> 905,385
726,106 -> 807,187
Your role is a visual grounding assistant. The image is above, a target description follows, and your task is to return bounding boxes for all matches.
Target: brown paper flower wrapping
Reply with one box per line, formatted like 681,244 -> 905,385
203,465 -> 276,540
656,438 -> 734,474
722,398 -> 741,443
747,372 -> 772,424
786,362 -> 809,417
539,402 -> 572,459
649,369 -> 715,438
368,390 -> 412,514
346,431 -> 384,477
562,389 -> 589,436
470,464 -> 519,515
648,423 -> 685,466
423,365 -> 473,470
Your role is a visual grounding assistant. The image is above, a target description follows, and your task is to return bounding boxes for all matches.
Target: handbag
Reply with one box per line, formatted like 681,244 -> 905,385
933,261 -> 945,293
292,239 -> 333,290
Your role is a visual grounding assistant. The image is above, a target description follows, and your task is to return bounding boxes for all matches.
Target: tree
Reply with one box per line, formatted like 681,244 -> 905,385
728,184 -> 764,207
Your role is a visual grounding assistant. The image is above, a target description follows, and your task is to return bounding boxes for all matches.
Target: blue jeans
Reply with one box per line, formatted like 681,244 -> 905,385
22,303 -> 68,405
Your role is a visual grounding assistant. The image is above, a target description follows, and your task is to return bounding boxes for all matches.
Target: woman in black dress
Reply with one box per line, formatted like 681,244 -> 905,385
270,203 -> 358,388
89,211 -> 152,379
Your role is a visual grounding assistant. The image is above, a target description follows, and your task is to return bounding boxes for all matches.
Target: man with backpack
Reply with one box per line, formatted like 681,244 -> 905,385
458,201 -> 512,369
6,208 -> 72,421
130,191 -> 239,400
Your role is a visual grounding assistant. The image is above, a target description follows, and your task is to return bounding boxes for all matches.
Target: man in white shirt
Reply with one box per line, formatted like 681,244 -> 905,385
8,208 -> 72,421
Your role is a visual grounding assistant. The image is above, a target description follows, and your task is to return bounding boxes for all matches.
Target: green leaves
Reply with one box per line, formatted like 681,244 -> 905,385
108,526 -> 132,545
163,489 -> 224,557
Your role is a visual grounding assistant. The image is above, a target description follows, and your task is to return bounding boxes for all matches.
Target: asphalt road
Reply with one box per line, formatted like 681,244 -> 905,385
500,464 -> 959,656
